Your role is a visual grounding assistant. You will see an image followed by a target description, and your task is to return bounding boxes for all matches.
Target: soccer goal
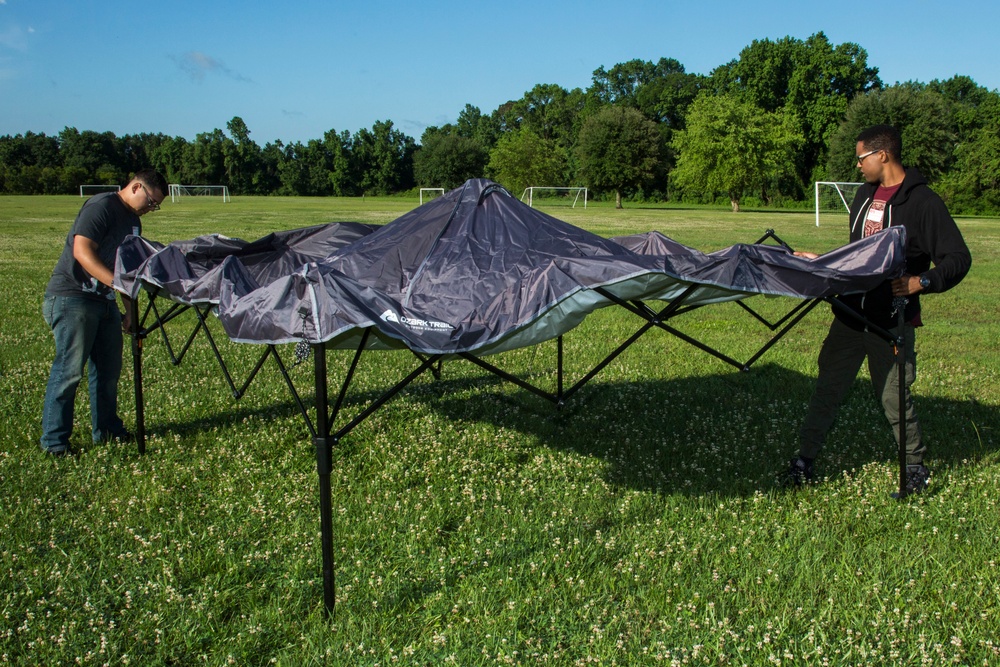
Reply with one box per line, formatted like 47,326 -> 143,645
169,184 -> 231,203
814,181 -> 862,227
419,188 -> 445,205
520,186 -> 588,209
79,184 -> 121,197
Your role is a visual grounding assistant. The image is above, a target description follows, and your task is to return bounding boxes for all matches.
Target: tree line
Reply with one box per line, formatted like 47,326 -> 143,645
2,32 -> 998,214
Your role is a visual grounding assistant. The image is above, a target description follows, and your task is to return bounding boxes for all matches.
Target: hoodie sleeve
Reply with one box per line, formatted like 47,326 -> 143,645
915,191 -> 971,293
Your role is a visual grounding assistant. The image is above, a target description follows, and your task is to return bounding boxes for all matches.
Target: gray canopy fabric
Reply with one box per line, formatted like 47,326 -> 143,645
115,178 -> 906,356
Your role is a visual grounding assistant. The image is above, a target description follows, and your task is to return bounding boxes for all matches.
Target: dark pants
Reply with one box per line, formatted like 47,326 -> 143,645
799,317 -> 924,465
40,295 -> 127,452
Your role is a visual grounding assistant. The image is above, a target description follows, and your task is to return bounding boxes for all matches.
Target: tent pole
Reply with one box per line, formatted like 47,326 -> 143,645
557,336 -> 564,405
312,341 -> 336,615
130,293 -> 146,455
893,297 -> 908,499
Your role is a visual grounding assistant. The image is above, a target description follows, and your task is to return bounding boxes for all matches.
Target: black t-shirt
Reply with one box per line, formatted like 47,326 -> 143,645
45,192 -> 141,301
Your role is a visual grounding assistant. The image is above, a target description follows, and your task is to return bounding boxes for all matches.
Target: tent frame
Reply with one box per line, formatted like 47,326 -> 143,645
125,230 -> 913,616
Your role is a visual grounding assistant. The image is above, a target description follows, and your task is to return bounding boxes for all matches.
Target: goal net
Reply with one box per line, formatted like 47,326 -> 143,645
79,184 -> 121,197
419,188 -> 445,205
814,181 -> 862,227
520,187 -> 588,208
169,184 -> 231,203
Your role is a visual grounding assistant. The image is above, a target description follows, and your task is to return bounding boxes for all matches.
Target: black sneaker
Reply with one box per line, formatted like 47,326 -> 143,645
892,464 -> 930,499
44,446 -> 78,458
784,457 -> 814,487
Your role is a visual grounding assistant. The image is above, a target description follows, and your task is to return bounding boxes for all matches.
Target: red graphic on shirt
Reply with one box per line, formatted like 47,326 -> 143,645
864,183 -> 901,237
864,201 -> 886,237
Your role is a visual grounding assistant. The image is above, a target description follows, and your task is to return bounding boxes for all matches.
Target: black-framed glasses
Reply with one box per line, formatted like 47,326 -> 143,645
856,149 -> 881,165
140,184 -> 161,211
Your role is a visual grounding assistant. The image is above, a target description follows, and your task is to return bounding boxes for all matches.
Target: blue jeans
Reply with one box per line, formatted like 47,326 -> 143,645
41,295 -> 127,452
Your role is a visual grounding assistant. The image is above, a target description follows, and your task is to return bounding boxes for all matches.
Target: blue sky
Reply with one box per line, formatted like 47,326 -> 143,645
2,0 -> 997,145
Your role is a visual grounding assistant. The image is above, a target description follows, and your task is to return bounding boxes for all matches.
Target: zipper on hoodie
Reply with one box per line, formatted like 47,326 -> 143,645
851,196 -> 871,236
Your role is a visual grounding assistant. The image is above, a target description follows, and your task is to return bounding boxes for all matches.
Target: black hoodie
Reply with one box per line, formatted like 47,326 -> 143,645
836,167 -> 971,331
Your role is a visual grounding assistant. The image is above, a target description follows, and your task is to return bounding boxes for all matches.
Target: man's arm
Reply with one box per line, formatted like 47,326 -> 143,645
73,235 -> 133,332
72,235 -> 113,287
921,198 -> 972,293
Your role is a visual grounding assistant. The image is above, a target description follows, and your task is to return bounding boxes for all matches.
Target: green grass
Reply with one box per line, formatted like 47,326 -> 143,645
1,195 -> 998,666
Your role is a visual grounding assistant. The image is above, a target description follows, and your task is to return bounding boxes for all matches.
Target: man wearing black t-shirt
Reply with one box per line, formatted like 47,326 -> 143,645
40,169 -> 167,456
786,125 -> 971,495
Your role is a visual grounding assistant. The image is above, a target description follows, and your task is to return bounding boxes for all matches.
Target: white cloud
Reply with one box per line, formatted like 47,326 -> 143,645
0,25 -> 30,51
172,51 -> 251,83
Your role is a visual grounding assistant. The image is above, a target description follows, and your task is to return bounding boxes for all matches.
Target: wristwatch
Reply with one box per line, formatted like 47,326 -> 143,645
918,274 -> 931,290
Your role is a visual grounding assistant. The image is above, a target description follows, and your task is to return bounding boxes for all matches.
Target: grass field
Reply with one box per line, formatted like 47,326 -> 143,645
1,194 -> 998,666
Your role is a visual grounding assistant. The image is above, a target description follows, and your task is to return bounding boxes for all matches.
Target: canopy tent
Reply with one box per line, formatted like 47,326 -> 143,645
117,179 -> 904,353
115,179 -> 913,614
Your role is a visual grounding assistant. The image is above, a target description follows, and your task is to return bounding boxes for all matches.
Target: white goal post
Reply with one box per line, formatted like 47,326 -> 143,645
169,184 -> 231,203
419,188 -> 445,205
814,181 -> 862,227
520,186 -> 588,209
79,184 -> 121,197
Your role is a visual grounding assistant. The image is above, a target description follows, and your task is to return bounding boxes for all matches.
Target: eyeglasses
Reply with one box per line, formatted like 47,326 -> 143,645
140,184 -> 161,211
856,149 -> 881,165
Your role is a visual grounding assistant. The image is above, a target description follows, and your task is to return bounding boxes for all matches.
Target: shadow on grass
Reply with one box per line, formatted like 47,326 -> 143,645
418,363 -> 996,498
136,347 -> 998,500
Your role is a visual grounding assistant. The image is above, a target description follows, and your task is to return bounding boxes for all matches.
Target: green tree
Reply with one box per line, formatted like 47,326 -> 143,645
712,33 -> 880,193
224,116 -> 264,194
590,59 -> 660,108
929,75 -> 993,138
671,93 -> 802,212
486,127 -> 567,197
183,129 -> 228,185
352,120 -> 416,195
456,104 -> 501,149
0,132 -> 64,193
147,135 -> 189,185
119,133 -> 154,177
283,139 -> 333,196
307,139 -> 335,196
827,84 -> 955,184
257,140 -> 284,195
320,129 -> 356,196
575,106 -> 661,208
633,59 -> 704,130
414,132 -> 488,190
59,128 -> 124,184
275,141 -> 310,195
507,83 -> 586,148
936,89 -> 1000,213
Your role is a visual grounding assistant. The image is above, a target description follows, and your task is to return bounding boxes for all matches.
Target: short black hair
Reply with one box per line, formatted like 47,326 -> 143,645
133,169 -> 169,196
856,124 -> 902,162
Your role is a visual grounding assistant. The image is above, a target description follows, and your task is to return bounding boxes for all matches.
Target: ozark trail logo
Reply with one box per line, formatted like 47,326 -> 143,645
379,309 -> 451,332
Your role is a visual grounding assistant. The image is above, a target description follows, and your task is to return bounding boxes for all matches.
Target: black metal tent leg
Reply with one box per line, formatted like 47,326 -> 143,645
557,335 -> 564,405
130,296 -> 146,455
740,299 -> 823,371
894,299 -> 908,499
312,341 -> 336,615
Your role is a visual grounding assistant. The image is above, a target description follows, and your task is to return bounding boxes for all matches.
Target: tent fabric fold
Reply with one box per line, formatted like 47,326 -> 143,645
115,178 -> 906,355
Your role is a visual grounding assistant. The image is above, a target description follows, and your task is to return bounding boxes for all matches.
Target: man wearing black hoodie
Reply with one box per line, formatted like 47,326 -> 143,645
787,125 -> 971,494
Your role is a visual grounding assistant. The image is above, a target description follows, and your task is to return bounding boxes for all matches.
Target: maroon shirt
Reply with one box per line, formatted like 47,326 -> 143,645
862,182 -> 902,237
